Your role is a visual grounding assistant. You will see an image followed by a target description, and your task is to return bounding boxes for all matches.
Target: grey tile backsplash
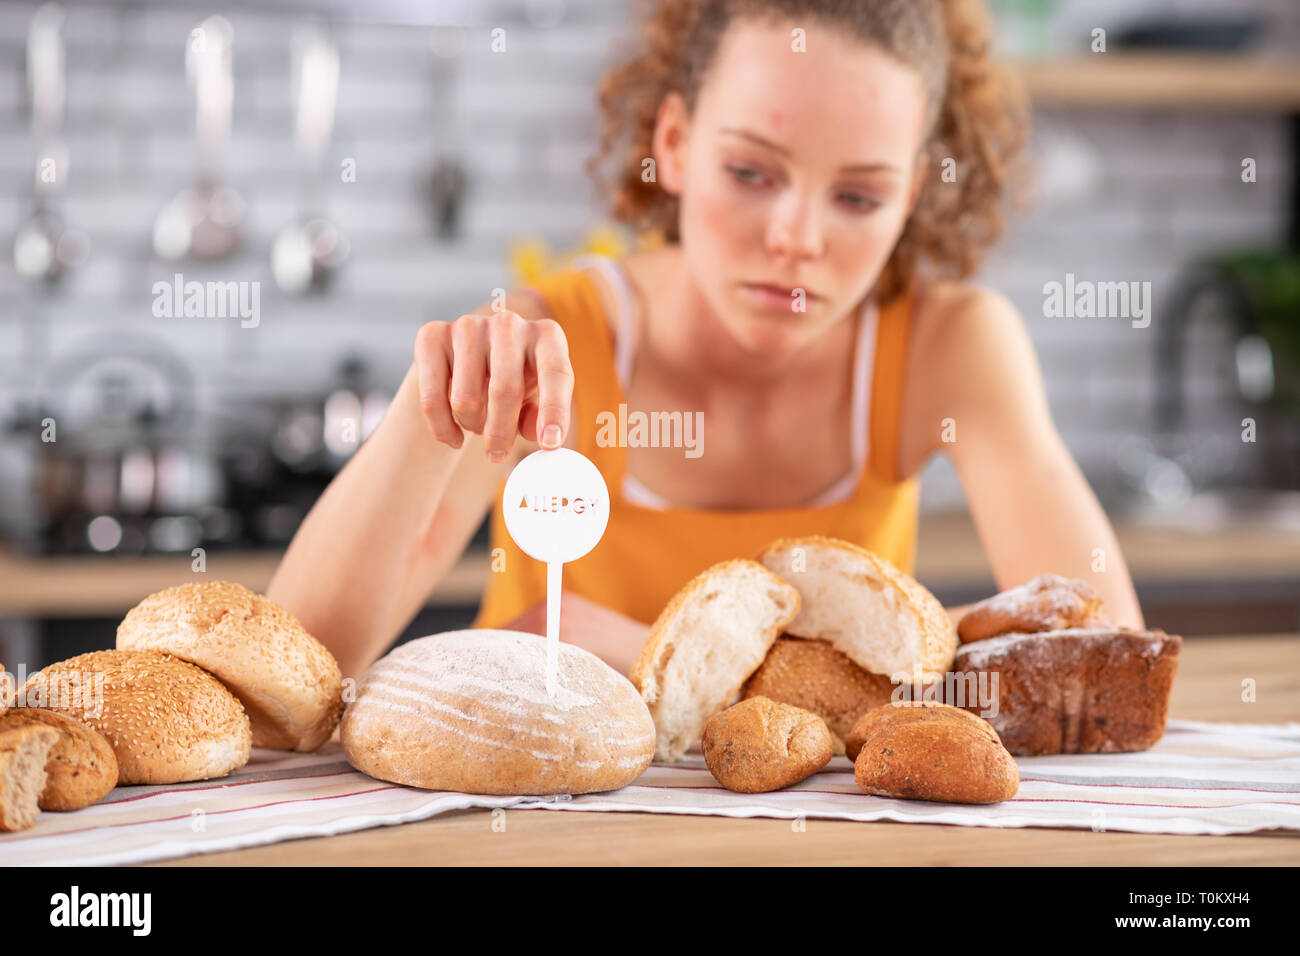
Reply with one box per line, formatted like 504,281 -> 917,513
1,0 -> 1295,513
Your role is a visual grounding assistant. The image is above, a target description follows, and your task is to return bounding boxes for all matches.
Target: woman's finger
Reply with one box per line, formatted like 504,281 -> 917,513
413,321 -> 462,447
528,318 -> 574,448
483,312 -> 528,462
447,314 -> 490,435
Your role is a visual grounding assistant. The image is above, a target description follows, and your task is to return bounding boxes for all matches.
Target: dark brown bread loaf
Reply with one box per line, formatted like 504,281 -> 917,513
702,697 -> 833,793
0,708 -> 119,811
958,574 -> 1108,643
951,627 -> 1181,755
741,636 -> 899,755
851,701 -> 1019,804
0,724 -> 60,831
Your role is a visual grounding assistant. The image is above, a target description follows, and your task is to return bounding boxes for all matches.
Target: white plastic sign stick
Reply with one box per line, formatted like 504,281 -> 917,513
502,448 -> 610,698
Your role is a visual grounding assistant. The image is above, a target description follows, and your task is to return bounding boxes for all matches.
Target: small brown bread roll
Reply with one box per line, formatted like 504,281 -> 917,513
117,581 -> 344,751
851,701 -> 1019,804
343,630 -> 656,795
0,708 -> 118,810
741,636 -> 898,755
0,724 -> 60,831
957,574 -> 1108,643
25,650 -> 251,784
702,696 -> 833,793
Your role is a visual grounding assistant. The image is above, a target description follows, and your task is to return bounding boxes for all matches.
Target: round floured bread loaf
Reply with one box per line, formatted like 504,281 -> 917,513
24,650 -> 251,785
0,707 -> 118,810
342,629 -> 657,795
116,581 -> 343,751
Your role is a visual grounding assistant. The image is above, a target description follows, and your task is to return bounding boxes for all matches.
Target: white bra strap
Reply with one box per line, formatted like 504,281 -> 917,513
571,253 -> 637,388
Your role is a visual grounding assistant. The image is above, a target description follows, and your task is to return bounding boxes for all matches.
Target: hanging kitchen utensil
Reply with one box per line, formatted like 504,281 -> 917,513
153,15 -> 244,262
12,3 -> 89,284
424,26 -> 467,240
271,21 -> 349,295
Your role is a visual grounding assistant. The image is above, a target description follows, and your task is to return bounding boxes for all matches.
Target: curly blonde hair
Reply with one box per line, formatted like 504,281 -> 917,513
587,0 -> 1029,302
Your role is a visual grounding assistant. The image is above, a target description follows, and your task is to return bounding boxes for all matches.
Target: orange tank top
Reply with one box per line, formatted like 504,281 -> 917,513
471,263 -> 920,629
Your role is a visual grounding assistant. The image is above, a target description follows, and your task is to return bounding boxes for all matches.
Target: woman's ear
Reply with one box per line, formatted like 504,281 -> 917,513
652,91 -> 690,196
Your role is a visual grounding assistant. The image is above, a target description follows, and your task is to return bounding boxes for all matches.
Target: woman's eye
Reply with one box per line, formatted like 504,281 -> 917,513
725,165 -> 767,186
837,192 -> 881,212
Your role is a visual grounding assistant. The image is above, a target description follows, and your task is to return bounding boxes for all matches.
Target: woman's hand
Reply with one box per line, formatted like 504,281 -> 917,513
413,309 -> 575,461
503,591 -> 651,677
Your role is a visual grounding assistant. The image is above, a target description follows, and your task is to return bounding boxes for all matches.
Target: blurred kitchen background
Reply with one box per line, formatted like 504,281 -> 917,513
1,0 -> 1297,672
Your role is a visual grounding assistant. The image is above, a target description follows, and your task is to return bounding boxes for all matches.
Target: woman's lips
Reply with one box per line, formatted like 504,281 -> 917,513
740,282 -> 822,312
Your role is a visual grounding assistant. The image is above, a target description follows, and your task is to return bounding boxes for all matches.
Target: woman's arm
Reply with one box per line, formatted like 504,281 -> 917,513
267,365 -> 517,681
907,283 -> 1144,628
268,294 -> 572,681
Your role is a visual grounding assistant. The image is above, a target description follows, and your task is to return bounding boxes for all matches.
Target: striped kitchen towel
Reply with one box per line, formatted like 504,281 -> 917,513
1,719 -> 1297,866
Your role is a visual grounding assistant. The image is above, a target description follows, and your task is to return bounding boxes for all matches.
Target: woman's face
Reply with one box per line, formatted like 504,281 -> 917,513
656,18 -> 931,353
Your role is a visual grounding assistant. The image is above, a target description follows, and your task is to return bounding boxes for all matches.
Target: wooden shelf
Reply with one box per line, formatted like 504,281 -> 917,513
1016,54 -> 1300,110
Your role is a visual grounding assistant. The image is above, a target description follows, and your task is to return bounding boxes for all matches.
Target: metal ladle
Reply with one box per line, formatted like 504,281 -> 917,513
271,23 -> 348,295
153,15 -> 244,262
13,3 -> 89,283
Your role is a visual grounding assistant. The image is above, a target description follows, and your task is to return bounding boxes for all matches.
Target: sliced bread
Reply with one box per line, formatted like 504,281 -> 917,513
758,535 -> 956,683
630,559 -> 800,762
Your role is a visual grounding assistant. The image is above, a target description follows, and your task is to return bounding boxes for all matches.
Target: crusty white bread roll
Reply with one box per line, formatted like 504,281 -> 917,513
342,629 -> 656,795
630,559 -> 801,762
116,581 -> 343,751
24,650 -> 251,784
759,536 -> 956,684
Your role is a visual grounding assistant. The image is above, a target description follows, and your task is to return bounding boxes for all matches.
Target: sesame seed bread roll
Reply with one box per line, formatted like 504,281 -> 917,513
630,559 -> 801,762
25,650 -> 251,785
0,708 -> 118,810
0,724 -> 60,831
342,630 -> 656,795
759,536 -> 956,684
116,581 -> 343,751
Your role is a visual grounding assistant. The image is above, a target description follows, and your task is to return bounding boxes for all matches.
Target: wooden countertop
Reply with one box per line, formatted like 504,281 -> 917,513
3,510 -> 1298,617
152,632 -> 1300,867
1017,54 -> 1300,111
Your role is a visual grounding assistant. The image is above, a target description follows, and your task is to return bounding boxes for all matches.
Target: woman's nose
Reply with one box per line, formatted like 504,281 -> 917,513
765,191 -> 825,261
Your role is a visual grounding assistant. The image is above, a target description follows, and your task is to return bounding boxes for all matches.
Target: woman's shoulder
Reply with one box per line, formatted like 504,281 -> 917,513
907,278 -> 1031,379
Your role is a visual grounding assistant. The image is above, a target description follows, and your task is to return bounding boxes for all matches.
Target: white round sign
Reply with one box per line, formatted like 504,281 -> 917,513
501,448 -> 610,564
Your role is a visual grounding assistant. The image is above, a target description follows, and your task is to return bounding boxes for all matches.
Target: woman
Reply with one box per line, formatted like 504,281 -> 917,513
268,0 -> 1143,681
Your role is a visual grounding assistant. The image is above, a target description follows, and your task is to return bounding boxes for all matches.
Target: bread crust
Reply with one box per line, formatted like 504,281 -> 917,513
117,581 -> 344,751
0,724 -> 60,831
24,649 -> 252,784
741,636 -> 897,755
951,627 -> 1182,755
758,535 -> 956,679
958,574 -> 1107,643
0,708 -> 118,810
702,697 -> 833,793
851,701 -> 1019,804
